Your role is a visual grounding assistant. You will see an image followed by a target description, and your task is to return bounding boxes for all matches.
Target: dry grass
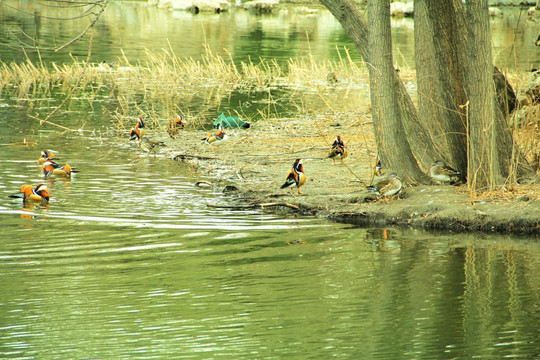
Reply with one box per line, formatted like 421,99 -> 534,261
456,183 -> 540,205
0,47 -> 538,201
0,45 -> 368,113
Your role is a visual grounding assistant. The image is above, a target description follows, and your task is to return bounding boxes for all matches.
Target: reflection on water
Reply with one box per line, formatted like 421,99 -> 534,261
1,2 -> 540,358
0,108 -> 539,359
0,1 -> 538,69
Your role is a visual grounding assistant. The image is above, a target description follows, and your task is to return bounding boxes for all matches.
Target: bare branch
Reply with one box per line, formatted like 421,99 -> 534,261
55,0 -> 108,52
39,29 -> 94,128
1,0 -> 104,20
0,0 -> 109,52
30,0 -> 102,9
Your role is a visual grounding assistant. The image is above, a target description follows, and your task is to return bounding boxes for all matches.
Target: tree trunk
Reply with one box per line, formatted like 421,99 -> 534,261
367,0 -> 430,183
319,0 -> 534,188
318,0 -> 438,173
414,0 -> 468,177
465,0 -> 510,191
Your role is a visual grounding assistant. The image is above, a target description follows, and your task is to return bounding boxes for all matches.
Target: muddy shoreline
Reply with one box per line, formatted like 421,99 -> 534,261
155,114 -> 539,236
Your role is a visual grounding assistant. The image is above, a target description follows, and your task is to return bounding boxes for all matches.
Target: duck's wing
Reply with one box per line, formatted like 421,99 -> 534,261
281,168 -> 297,188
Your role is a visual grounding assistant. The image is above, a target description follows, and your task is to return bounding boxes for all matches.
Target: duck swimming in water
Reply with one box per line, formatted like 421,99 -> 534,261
42,160 -> 73,178
9,184 -> 50,204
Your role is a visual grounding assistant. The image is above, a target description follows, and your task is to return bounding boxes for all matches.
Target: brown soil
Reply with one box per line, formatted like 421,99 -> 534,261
156,113 -> 540,235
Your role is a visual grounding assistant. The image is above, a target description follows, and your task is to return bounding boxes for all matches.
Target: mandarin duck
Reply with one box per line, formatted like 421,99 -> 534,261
202,126 -> 228,150
374,158 -> 383,176
42,160 -> 73,178
129,117 -> 146,142
281,159 -> 307,194
429,160 -> 461,184
367,172 -> 402,197
140,138 -> 166,154
38,150 -> 57,164
9,184 -> 50,204
328,136 -> 348,164
167,115 -> 185,138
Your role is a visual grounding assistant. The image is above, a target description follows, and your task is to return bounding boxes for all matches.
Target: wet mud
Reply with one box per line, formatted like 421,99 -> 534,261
157,115 -> 539,235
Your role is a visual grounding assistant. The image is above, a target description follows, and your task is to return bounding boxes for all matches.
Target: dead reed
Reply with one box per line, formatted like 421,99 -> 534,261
0,46 -> 537,187
0,45 -> 370,130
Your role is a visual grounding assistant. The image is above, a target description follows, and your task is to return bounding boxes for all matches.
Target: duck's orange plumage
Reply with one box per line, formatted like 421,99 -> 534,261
374,158 -> 383,176
202,126 -> 228,150
129,117 -> 146,141
167,115 -> 185,138
10,184 -> 50,204
38,150 -> 56,164
281,159 -> 307,194
42,161 -> 72,178
328,136 -> 348,164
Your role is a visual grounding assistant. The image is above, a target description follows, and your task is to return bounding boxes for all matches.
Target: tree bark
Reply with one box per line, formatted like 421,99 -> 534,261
318,0 -> 438,172
414,0 -> 468,177
319,0 -> 534,188
367,0 -> 430,183
466,0 -> 508,190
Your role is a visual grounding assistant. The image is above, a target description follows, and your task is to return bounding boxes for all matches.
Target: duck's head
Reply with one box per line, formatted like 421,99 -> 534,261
137,117 -> 145,128
432,159 -> 446,167
34,184 -> 50,202
293,159 -> 303,172
42,161 -> 57,175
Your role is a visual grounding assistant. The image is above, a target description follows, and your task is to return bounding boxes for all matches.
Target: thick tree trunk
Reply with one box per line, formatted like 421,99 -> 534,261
319,0 -> 534,187
318,0 -> 438,172
417,0 -> 530,186
414,0 -> 468,177
466,0 -> 510,190
367,0 -> 430,183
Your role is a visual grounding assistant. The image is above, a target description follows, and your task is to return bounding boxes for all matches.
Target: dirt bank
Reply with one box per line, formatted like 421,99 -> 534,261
154,113 -> 539,235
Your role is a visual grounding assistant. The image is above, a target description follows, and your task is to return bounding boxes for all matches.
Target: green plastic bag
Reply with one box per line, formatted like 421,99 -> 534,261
213,113 -> 250,129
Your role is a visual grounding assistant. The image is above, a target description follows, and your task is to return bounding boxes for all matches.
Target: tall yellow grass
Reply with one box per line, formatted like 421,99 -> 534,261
0,45 -> 536,178
0,46 -> 369,129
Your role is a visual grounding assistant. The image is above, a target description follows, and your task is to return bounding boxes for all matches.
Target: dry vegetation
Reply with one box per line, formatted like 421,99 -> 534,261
0,48 -> 538,232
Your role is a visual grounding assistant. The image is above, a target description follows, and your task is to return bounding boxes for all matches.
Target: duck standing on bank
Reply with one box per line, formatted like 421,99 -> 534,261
374,157 -> 383,176
429,159 -> 461,184
9,184 -> 50,204
367,172 -> 402,198
202,126 -> 228,151
167,115 -> 185,138
139,138 -> 166,154
328,136 -> 348,164
281,158 -> 307,194
129,117 -> 146,143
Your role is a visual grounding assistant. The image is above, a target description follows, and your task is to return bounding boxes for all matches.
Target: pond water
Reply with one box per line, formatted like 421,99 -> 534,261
1,1 -> 539,70
1,1 -> 540,359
